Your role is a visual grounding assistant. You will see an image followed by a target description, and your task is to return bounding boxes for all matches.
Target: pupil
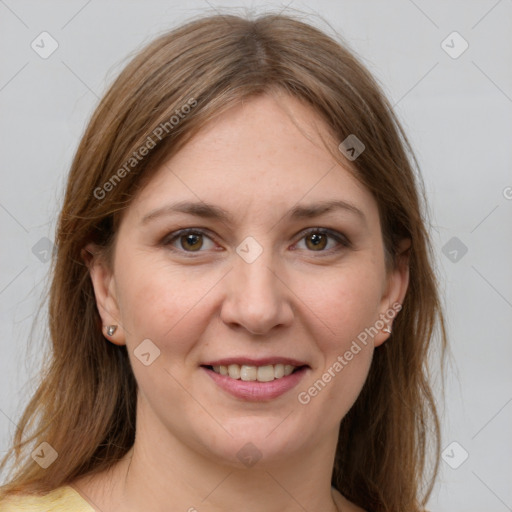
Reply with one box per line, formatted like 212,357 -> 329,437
183,233 -> 202,250
307,233 -> 326,250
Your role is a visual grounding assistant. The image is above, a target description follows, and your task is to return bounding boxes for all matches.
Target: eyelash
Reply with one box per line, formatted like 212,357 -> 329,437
161,227 -> 351,257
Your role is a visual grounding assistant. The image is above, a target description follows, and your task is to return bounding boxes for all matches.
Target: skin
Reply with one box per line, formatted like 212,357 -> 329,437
76,92 -> 409,512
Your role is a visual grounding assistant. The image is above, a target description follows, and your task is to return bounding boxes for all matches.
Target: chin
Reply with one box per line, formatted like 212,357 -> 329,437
198,416 -> 313,469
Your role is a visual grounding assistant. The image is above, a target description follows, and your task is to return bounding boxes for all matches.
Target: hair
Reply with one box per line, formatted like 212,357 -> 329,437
0,11 -> 447,512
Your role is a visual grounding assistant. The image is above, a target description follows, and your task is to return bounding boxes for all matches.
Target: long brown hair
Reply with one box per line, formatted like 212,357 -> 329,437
0,12 -> 447,511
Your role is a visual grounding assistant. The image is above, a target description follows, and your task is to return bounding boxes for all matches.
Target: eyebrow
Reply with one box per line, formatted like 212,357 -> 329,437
140,199 -> 366,225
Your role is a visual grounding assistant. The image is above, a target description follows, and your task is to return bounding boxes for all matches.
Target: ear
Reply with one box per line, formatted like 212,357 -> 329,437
81,242 -> 126,346
374,238 -> 411,347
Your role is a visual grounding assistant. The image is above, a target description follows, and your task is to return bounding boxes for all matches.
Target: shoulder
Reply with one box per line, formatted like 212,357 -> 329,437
0,485 -> 95,512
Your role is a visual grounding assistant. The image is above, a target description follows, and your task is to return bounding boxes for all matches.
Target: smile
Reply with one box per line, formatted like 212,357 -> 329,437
208,363 -> 299,382
201,359 -> 310,401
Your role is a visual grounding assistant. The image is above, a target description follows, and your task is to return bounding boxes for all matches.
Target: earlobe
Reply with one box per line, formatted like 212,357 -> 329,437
82,242 -> 126,346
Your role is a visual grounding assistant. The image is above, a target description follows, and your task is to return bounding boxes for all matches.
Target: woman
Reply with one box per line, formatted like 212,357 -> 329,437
0,12 -> 446,512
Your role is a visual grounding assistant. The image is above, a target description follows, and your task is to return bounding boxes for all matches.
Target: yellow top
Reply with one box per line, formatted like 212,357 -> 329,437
0,485 -> 94,512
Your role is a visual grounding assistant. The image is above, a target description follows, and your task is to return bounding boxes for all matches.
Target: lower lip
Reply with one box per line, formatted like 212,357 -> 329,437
202,366 -> 308,401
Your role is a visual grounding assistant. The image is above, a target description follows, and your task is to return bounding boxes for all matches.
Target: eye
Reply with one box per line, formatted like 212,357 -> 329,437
162,227 -> 350,256
294,228 -> 350,253
163,229 -> 217,253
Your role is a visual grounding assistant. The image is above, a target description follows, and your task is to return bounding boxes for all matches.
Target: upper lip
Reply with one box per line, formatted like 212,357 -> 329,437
201,357 -> 309,367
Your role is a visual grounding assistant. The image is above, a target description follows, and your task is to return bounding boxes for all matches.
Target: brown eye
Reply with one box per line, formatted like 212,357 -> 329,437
164,229 -> 216,253
180,233 -> 204,251
294,228 -> 350,254
305,232 -> 328,251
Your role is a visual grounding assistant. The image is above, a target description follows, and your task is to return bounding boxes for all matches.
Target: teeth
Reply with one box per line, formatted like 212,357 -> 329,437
240,365 -> 257,381
211,363 -> 301,381
257,365 -> 275,382
274,364 -> 285,378
284,364 -> 294,376
228,364 -> 240,379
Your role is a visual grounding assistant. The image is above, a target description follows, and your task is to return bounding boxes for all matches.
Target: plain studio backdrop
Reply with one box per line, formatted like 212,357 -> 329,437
1,1 -> 511,511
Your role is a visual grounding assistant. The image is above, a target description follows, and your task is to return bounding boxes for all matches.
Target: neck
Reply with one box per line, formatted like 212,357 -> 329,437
102,402 -> 342,512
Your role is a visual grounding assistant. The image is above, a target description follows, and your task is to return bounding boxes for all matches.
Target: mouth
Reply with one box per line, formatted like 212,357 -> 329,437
201,363 -> 308,382
200,358 -> 310,401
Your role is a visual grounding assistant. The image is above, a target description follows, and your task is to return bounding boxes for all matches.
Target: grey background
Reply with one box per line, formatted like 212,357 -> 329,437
1,1 -> 511,510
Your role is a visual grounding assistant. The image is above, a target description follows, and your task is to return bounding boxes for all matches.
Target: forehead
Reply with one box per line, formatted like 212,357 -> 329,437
124,94 -> 379,228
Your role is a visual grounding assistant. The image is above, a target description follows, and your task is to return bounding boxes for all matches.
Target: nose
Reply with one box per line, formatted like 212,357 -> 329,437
220,249 -> 294,336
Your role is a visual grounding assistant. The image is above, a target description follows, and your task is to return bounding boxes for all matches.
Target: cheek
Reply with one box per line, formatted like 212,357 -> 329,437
114,266 -> 211,411
115,257 -> 220,355
309,263 -> 384,346
298,264 -> 383,410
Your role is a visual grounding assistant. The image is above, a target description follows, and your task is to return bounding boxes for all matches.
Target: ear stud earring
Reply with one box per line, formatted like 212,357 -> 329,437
105,325 -> 118,336
383,325 -> 392,334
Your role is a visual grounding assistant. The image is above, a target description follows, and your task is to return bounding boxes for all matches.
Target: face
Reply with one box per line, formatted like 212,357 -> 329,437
86,93 -> 409,468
